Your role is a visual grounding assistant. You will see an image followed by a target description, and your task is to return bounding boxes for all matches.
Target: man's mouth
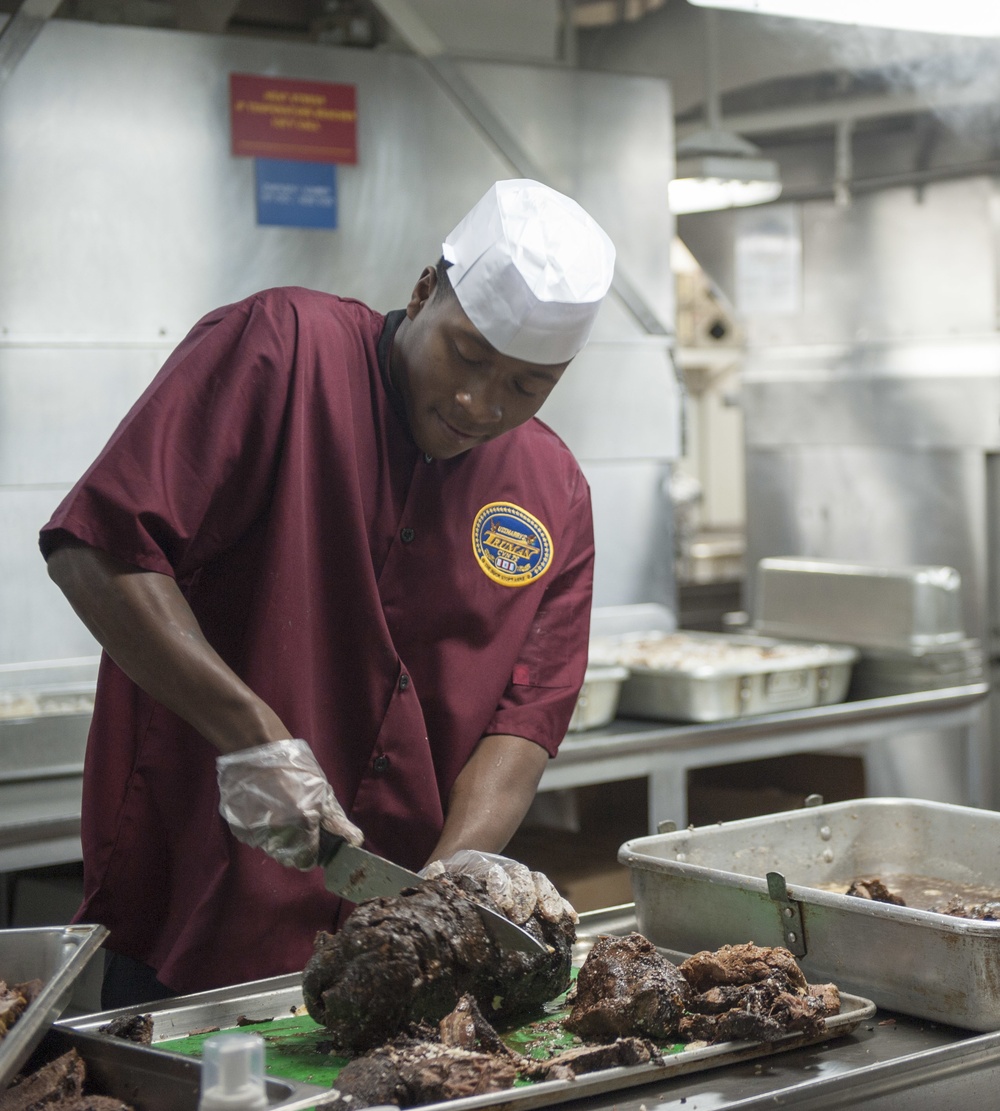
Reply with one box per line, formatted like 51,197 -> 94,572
436,412 -> 480,443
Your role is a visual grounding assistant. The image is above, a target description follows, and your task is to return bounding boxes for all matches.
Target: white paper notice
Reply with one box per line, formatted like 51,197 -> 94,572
734,204 -> 802,316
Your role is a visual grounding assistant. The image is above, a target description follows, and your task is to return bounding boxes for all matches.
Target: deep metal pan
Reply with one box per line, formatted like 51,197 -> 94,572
621,797 -> 1000,1030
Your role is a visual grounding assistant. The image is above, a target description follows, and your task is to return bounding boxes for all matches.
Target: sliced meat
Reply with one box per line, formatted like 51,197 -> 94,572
0,1049 -> 85,1111
522,1037 -> 663,1081
334,1039 -> 517,1109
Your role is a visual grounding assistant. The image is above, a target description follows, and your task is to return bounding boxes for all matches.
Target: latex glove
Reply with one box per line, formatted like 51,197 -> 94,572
423,849 -> 578,925
216,738 -> 363,871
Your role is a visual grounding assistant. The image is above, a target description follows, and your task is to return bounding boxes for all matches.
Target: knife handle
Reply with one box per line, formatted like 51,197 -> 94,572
318,828 -> 346,867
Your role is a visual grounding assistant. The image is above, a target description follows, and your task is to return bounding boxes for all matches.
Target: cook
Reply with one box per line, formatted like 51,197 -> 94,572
39,179 -> 615,1010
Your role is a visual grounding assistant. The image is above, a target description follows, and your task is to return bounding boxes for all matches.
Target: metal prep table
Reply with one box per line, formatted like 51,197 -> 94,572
0,684 -> 988,876
540,683 -> 990,831
55,904 -> 1000,1111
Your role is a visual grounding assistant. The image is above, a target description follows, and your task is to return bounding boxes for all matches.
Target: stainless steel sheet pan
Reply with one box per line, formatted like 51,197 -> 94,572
591,630 -> 856,722
0,924 -> 107,1092
621,797 -> 1000,1030
60,940 -> 874,1111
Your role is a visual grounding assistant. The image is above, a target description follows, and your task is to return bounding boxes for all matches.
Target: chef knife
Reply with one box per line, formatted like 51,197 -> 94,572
317,829 -> 547,956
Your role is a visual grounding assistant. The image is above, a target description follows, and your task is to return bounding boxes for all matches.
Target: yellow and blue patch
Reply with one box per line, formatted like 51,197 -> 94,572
472,502 -> 554,587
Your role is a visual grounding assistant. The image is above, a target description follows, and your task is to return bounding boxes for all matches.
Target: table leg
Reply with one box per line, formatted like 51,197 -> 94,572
648,766 -> 688,833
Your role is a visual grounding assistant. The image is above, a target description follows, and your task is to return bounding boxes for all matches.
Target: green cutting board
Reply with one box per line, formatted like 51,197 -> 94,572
156,969 -> 685,1090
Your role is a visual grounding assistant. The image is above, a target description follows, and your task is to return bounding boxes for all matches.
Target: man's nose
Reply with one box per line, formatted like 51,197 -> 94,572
456,385 -> 502,425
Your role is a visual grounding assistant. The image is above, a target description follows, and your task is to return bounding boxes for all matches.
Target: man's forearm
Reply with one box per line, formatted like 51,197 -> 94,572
427,733 -> 548,863
46,542 -> 290,754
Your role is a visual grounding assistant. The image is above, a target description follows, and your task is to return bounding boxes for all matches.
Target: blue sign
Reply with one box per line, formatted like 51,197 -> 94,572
255,158 -> 337,229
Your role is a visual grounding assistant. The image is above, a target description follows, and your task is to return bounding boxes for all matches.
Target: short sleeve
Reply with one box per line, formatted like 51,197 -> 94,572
484,472 -> 595,755
40,292 -> 298,580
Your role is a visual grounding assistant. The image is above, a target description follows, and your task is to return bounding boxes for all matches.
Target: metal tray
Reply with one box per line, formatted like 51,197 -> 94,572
620,797 -> 1000,1031
753,557 -> 967,651
0,923 -> 108,1091
60,932 -> 874,1111
17,1025 -> 336,1111
592,630 -> 856,722
849,638 -> 984,699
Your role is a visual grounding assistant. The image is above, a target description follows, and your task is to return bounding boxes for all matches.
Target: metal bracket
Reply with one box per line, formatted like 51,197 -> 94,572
767,870 -> 807,957
657,820 -> 677,834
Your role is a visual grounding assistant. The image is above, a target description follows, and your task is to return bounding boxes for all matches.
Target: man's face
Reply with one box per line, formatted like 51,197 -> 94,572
391,267 -> 570,461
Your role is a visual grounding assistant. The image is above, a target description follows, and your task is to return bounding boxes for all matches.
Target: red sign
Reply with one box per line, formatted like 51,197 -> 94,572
230,73 -> 357,164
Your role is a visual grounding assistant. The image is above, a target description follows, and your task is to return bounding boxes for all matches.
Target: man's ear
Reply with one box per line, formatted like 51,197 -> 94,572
406,266 -> 438,320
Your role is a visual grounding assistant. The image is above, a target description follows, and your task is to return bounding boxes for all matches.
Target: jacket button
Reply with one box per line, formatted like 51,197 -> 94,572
399,674 -> 410,691
400,527 -> 415,543
373,755 -> 390,773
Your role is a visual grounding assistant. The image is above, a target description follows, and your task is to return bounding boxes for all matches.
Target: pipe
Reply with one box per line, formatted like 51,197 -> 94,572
369,0 -> 672,339
0,0 -> 61,93
676,81 -> 1000,142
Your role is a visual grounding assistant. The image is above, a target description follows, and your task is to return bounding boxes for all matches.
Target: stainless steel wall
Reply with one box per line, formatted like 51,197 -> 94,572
0,19 -> 680,667
682,176 -> 1000,805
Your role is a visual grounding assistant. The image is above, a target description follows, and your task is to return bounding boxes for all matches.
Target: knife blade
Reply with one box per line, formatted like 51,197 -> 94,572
317,830 -> 547,956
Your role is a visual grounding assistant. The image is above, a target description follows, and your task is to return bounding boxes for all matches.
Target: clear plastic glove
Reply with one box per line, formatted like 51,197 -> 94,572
216,738 -> 363,871
423,849 -> 578,925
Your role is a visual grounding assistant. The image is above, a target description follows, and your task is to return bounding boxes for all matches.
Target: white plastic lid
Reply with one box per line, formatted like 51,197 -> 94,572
198,1032 -> 269,1111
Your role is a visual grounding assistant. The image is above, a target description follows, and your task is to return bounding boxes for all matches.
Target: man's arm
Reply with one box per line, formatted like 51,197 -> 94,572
46,541 -> 290,754
47,540 -> 364,866
426,733 -> 548,863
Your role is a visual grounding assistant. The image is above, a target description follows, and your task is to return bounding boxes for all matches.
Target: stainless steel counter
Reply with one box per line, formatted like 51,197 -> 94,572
58,904 -> 1000,1111
0,711 -> 89,874
0,684 -> 989,876
541,683 -> 990,830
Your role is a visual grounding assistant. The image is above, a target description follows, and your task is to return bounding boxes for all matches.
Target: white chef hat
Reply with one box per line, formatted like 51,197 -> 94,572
441,179 -> 616,365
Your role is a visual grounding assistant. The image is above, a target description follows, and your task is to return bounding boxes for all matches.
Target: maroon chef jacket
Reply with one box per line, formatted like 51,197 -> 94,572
39,287 -> 594,995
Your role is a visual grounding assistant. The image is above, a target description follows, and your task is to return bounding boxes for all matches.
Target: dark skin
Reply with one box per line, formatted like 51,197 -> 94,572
47,266 -> 572,863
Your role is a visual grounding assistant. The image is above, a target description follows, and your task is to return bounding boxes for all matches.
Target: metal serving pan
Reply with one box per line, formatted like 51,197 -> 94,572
567,665 -> 629,732
16,1025 -> 337,1111
60,931 -> 874,1111
620,797 -> 1000,1031
592,630 -> 856,722
753,557 -> 967,651
0,923 -> 108,1091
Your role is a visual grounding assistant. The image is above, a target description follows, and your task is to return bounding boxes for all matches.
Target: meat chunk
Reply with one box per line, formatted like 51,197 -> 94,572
846,878 -> 906,906
680,942 -> 808,993
0,1048 -> 136,1111
678,944 -> 840,1045
929,897 -> 1000,920
679,980 -> 829,1043
334,1039 -> 517,1109
96,1014 -> 153,1046
303,874 -> 574,1050
564,933 -> 689,1042
0,1049 -> 85,1111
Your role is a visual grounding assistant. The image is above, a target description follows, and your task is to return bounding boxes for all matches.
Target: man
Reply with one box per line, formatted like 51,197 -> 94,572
40,178 -> 615,1008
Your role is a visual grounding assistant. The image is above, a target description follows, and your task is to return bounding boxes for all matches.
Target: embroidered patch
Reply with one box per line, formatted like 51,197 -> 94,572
472,502 -> 554,587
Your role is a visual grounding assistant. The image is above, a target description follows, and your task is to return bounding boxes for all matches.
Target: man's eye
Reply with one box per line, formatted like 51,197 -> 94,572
514,381 -> 538,398
453,342 -> 482,365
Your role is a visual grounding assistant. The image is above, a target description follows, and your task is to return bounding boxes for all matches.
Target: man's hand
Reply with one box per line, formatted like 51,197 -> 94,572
217,738 -> 363,870
424,849 -> 577,924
